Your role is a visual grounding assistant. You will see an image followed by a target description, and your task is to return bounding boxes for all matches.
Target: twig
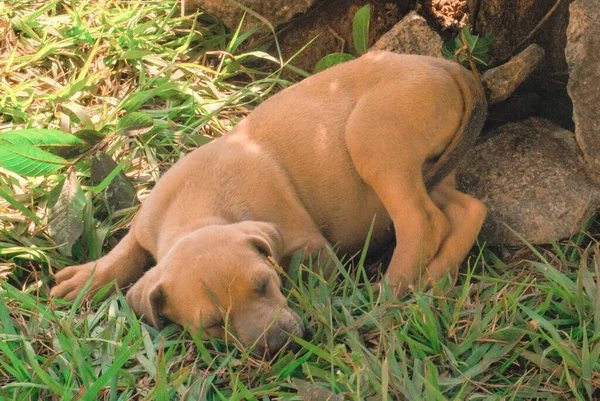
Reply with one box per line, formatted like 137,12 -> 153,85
327,26 -> 346,53
67,134 -> 116,170
463,30 -> 481,80
455,29 -> 481,80
201,50 -> 254,80
495,0 -> 564,66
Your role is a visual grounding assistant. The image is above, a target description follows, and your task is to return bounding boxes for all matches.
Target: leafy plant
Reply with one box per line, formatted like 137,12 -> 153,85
0,129 -> 85,176
0,0 -> 289,259
352,3 -> 371,55
314,4 -> 371,73
442,25 -> 495,70
47,172 -> 87,256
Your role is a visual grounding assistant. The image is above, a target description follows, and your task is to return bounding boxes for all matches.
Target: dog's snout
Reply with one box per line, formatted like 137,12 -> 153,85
255,307 -> 304,357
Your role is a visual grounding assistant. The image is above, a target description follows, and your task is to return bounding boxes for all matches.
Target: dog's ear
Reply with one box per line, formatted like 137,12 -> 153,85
234,221 -> 283,263
126,268 -> 165,329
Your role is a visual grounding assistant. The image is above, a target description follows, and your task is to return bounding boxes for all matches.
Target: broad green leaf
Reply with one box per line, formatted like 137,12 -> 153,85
0,143 -> 69,176
314,53 -> 356,73
442,25 -> 494,69
117,112 -> 154,136
442,31 -> 460,59
73,129 -> 104,145
353,4 -> 371,55
0,128 -> 83,147
48,172 -> 86,256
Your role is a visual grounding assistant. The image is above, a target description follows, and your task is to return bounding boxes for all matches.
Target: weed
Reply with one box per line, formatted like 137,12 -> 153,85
442,25 -> 495,71
313,4 -> 371,73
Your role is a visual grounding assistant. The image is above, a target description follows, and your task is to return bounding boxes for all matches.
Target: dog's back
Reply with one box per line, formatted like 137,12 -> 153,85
227,52 -> 486,250
135,52 -> 486,255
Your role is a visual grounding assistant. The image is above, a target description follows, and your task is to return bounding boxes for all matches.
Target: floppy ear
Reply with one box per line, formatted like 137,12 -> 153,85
126,268 -> 165,329
234,221 -> 283,263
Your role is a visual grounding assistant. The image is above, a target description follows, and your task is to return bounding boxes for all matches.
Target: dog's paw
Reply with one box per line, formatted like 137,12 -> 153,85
50,262 -> 107,301
373,278 -> 411,298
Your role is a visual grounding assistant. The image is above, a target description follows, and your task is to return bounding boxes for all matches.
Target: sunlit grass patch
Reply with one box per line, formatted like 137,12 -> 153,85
0,0 -> 289,263
3,239 -> 600,399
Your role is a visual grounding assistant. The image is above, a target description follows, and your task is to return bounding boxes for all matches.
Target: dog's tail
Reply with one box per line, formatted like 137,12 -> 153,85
424,65 -> 487,191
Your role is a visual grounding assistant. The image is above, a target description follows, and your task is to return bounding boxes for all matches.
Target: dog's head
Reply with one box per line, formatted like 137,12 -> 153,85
126,221 -> 303,356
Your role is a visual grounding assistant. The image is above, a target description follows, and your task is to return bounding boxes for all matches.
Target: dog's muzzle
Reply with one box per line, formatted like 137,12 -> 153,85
253,307 -> 304,357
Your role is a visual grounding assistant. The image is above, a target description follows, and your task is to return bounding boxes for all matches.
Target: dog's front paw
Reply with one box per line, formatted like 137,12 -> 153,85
50,262 -> 108,301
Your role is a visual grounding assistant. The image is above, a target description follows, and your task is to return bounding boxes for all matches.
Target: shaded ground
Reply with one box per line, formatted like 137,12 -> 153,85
277,0 -> 415,75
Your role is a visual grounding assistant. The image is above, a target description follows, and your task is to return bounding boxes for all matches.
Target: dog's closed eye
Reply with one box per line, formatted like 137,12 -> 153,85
253,275 -> 271,297
202,316 -> 223,330
253,241 -> 270,258
202,320 -> 226,339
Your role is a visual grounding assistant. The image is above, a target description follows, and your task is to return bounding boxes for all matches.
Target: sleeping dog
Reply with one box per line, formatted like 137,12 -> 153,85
51,51 -> 487,356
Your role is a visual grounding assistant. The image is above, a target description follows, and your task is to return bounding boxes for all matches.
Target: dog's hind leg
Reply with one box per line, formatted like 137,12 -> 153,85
51,228 -> 149,301
345,90 -> 456,295
422,174 -> 487,287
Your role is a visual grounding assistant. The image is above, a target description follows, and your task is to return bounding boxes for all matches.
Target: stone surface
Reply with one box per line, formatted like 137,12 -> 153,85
566,0 -> 600,181
370,11 -> 443,57
487,91 -> 542,127
482,44 -> 545,104
473,0 -> 571,75
186,0 -> 317,30
91,153 -> 139,213
458,118 -> 600,246
292,379 -> 343,401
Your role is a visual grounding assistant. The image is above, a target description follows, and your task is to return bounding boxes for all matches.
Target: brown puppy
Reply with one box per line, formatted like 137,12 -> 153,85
51,52 -> 487,356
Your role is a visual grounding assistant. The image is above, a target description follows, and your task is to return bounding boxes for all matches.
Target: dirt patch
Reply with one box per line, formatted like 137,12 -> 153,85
276,0 -> 415,76
421,0 -> 468,31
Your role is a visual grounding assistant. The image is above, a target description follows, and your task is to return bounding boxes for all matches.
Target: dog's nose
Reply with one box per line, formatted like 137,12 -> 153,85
260,307 -> 304,357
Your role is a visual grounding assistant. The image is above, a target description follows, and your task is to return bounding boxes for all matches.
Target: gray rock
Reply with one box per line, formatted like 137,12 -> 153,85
473,0 -> 570,75
185,0 -> 316,30
566,0 -> 600,181
91,153 -> 139,214
458,118 -> 600,246
370,11 -> 443,57
292,379 -> 343,401
482,44 -> 545,104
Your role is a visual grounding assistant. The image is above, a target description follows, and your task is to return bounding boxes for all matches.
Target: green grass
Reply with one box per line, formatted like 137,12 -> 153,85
1,1 -> 600,400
